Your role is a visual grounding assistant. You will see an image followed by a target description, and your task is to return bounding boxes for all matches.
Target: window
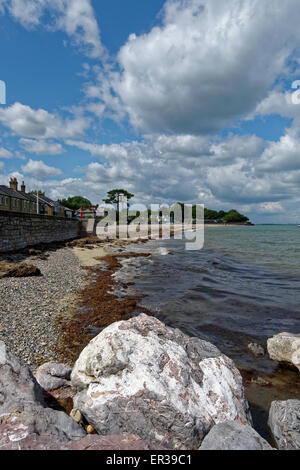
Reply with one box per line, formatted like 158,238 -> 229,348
5,197 -> 8,206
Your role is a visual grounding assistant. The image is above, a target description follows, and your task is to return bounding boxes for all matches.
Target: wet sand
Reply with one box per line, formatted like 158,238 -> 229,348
72,245 -> 108,267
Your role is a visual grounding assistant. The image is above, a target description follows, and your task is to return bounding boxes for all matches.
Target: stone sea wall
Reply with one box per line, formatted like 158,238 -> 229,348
0,210 -> 82,253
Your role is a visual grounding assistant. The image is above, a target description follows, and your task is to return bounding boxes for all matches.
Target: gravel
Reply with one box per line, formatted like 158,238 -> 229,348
0,248 -> 86,369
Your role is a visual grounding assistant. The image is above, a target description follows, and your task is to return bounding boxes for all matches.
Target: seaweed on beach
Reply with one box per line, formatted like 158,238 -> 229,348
0,261 -> 41,278
56,251 -> 151,364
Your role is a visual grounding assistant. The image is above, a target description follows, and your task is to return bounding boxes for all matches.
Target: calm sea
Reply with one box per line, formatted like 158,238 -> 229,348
115,225 -> 300,371
113,225 -> 300,440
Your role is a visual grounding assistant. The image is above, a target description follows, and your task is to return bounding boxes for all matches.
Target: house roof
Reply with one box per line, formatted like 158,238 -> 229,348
21,193 -> 57,207
0,187 -> 7,196
37,195 -> 58,207
0,186 -> 29,200
0,184 -> 74,213
21,192 -> 39,203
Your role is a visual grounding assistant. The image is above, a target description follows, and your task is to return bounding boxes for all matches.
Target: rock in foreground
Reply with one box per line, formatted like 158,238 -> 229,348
268,400 -> 300,450
199,421 -> 274,450
71,313 -> 252,450
35,362 -> 72,391
0,422 -> 70,450
68,435 -> 167,450
0,340 -> 44,414
0,341 -> 86,443
0,426 -> 166,450
267,333 -> 300,372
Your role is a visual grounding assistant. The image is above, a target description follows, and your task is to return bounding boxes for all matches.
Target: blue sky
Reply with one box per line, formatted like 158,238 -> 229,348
0,0 -> 300,223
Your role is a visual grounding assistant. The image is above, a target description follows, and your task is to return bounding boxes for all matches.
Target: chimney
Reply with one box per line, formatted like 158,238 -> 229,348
21,181 -> 26,193
9,177 -> 18,191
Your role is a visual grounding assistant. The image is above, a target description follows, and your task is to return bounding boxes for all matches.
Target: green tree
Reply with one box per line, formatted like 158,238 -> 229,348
204,209 -> 219,220
223,210 -> 249,223
216,210 -> 226,220
30,190 -> 45,197
61,196 -> 92,211
103,189 -> 134,215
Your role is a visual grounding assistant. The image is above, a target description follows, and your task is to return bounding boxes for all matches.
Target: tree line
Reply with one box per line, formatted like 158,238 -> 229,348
58,190 -> 249,223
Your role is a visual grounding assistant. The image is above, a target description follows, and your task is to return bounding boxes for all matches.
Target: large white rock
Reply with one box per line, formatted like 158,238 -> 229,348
268,400 -> 300,450
71,314 -> 252,450
267,333 -> 300,372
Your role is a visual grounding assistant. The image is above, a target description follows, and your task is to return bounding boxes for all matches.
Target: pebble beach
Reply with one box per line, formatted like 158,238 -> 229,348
0,247 -> 86,369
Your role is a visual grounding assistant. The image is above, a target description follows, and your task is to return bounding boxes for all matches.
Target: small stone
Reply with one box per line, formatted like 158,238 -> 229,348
250,376 -> 270,386
248,343 -> 265,357
86,425 -> 96,435
70,409 -> 83,424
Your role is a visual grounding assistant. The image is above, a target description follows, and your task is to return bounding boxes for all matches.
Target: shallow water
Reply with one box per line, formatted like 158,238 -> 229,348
116,226 -> 300,361
113,225 -> 300,441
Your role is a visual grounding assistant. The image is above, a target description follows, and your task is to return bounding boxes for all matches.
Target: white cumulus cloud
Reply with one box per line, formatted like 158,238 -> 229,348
0,102 -> 90,139
19,138 -> 66,155
116,0 -> 300,134
257,131 -> 300,173
22,158 -> 62,179
1,0 -> 104,58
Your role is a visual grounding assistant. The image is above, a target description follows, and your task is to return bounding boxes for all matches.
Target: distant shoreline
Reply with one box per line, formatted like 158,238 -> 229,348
203,223 -> 254,227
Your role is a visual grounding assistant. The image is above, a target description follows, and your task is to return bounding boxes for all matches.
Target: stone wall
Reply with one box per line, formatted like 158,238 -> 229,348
0,210 -> 82,253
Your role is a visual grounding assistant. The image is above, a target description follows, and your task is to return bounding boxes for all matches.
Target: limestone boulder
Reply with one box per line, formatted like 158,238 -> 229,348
268,400 -> 300,450
267,333 -> 300,371
199,421 -> 274,450
35,362 -> 72,391
71,313 -> 251,450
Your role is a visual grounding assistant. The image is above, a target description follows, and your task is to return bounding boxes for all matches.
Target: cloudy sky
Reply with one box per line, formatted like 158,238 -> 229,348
1,0 -> 300,223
